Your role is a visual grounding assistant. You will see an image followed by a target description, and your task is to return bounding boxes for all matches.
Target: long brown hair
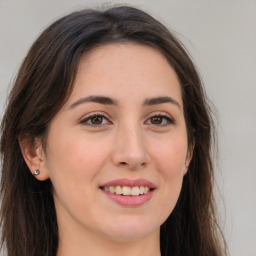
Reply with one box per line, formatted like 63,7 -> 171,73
0,6 -> 228,256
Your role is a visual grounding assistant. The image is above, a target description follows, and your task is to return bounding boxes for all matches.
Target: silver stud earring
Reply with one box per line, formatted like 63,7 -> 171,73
33,170 -> 40,176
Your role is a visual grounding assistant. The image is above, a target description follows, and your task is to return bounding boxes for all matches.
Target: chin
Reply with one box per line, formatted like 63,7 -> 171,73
101,215 -> 160,242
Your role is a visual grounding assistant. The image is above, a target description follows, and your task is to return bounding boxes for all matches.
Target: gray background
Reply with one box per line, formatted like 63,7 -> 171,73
0,0 -> 255,255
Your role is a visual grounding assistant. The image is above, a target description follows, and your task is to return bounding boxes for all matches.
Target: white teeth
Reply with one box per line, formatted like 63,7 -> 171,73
109,186 -> 115,193
122,186 -> 131,195
104,187 -> 110,192
115,186 -> 122,195
131,186 -> 140,196
102,185 -> 151,196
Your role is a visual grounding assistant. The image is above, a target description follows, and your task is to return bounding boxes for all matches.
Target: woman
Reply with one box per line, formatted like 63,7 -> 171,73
0,5 -> 228,256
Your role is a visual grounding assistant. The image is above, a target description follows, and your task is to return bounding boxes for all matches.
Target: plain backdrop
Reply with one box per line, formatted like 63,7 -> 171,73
0,0 -> 255,255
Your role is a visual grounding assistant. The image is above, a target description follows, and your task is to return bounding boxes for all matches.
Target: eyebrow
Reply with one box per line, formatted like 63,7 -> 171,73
143,96 -> 181,110
69,95 -> 181,110
69,95 -> 118,109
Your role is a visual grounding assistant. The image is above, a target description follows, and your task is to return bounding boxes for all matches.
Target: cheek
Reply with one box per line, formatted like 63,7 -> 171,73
44,131 -> 112,217
152,135 -> 188,175
150,135 -> 187,218
45,129 -> 112,189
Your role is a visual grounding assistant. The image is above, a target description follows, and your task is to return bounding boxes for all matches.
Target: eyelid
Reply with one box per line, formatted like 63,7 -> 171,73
144,112 -> 175,126
79,112 -> 112,127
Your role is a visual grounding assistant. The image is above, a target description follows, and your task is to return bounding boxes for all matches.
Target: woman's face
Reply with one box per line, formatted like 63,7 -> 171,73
40,43 -> 192,242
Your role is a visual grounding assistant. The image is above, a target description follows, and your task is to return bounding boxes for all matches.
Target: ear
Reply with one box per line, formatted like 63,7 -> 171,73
18,134 -> 50,181
184,143 -> 194,175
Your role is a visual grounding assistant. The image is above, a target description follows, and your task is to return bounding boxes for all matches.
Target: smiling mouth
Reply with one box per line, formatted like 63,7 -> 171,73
100,186 -> 153,196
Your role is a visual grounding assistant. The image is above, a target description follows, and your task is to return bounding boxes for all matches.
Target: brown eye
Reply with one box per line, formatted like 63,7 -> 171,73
145,114 -> 174,127
151,116 -> 163,125
80,114 -> 110,127
91,116 -> 103,125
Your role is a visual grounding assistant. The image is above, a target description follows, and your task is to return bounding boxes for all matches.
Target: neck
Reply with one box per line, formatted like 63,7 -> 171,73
56,225 -> 161,256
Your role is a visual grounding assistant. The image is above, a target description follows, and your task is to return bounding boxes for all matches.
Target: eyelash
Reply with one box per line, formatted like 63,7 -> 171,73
145,114 -> 174,127
80,113 -> 174,128
80,113 -> 111,127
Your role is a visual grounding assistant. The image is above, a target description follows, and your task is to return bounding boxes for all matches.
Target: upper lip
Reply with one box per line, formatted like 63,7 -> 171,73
100,178 -> 156,188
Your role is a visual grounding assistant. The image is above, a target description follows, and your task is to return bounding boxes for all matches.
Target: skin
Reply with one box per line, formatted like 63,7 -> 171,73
20,43 -> 193,256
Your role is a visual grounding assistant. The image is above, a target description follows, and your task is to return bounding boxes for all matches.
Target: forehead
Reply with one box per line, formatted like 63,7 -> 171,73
67,42 -> 182,107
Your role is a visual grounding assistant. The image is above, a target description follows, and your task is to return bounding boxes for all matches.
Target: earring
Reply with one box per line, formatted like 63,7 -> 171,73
33,170 -> 40,176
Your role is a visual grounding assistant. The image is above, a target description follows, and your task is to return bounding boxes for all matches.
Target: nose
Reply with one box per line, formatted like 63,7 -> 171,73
111,125 -> 149,170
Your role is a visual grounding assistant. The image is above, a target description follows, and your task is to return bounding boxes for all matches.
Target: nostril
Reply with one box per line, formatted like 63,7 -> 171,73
117,159 -> 147,169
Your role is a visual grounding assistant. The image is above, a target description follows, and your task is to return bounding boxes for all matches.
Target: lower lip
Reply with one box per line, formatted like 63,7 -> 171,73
101,189 -> 154,207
